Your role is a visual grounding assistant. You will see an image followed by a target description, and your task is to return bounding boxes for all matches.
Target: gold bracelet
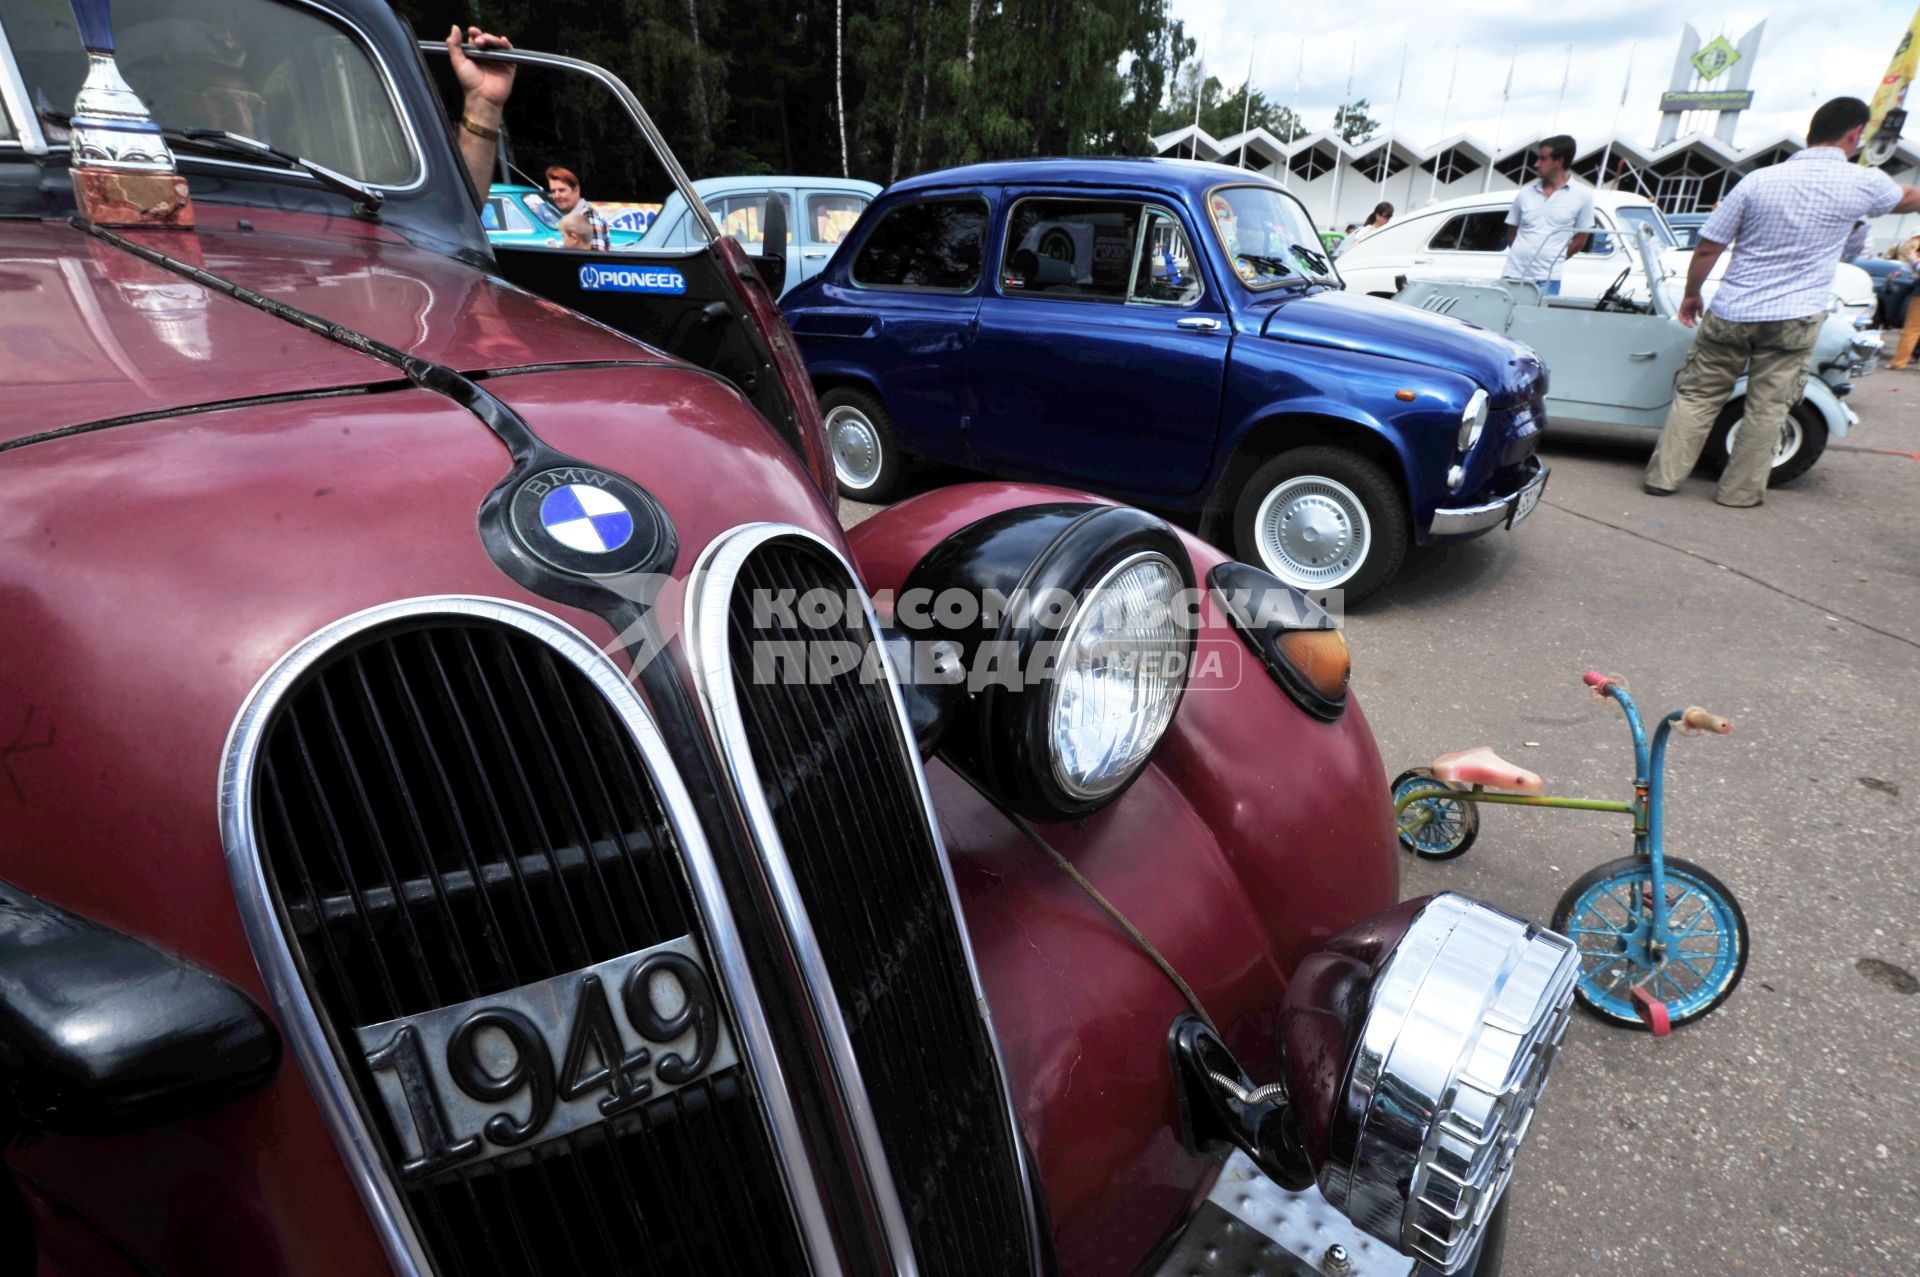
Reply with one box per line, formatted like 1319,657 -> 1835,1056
460,115 -> 500,142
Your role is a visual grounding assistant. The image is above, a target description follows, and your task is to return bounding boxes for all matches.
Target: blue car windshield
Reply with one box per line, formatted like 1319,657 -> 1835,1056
1205,184 -> 1338,290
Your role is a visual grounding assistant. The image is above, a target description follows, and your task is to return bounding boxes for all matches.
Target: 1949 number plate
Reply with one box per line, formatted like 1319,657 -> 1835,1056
355,934 -> 737,1179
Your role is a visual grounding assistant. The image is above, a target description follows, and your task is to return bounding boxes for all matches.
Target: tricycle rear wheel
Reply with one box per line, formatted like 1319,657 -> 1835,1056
1552,855 -> 1748,1029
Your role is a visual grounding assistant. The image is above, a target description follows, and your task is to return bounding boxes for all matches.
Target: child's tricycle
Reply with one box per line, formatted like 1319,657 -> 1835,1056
1391,671 -> 1749,1034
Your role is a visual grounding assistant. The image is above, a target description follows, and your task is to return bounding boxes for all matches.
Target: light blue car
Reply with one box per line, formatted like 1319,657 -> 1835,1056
1396,223 -> 1881,485
636,175 -> 882,296
481,183 -> 645,251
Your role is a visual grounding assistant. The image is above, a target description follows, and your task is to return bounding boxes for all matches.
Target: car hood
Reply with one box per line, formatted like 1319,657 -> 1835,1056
1257,288 -> 1541,403
0,213 -> 652,446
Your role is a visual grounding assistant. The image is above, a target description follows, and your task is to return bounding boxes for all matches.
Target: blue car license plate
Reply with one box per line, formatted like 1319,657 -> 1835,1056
1509,469 -> 1547,527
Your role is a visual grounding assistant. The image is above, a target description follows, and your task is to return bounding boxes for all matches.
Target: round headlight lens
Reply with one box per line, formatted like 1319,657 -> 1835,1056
1047,552 -> 1189,801
1457,389 -> 1489,453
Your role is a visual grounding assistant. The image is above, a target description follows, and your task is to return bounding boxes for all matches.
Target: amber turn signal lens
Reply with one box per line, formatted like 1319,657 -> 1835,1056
1276,628 -> 1351,702
1395,388 -> 1417,402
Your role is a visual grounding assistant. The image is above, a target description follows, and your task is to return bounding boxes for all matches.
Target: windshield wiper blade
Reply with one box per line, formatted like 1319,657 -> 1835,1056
163,128 -> 383,215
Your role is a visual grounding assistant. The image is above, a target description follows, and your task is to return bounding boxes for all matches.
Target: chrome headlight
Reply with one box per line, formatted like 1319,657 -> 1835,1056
1282,894 -> 1577,1273
1457,389 -> 1489,452
1047,551 -> 1187,800
899,504 -> 1194,818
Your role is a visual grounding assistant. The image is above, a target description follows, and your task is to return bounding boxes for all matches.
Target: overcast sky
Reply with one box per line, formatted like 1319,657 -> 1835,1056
1169,0 -> 1914,153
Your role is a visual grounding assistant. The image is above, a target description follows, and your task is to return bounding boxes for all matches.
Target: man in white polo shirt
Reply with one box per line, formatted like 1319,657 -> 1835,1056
1502,135 -> 1594,291
1646,97 -> 1920,507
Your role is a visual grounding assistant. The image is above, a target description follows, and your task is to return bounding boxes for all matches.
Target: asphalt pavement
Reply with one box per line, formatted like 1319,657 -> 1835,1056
840,370 -> 1920,1275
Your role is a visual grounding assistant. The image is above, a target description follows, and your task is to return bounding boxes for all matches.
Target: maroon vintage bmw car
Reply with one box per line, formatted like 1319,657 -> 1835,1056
0,2 -> 1576,1274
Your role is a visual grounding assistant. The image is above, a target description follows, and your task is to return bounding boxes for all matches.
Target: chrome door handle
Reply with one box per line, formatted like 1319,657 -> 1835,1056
803,250 -> 828,259
1412,256 -> 1434,264
1628,351 -> 1657,361
1177,317 -> 1222,331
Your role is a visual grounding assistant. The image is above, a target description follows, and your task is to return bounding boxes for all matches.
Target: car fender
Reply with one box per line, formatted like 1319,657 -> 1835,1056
1728,373 -> 1853,439
1214,339 -> 1479,529
801,355 -> 888,403
849,481 -> 1398,1273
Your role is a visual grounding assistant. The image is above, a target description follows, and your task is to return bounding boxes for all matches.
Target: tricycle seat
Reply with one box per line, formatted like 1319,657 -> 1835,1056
1431,747 -> 1544,794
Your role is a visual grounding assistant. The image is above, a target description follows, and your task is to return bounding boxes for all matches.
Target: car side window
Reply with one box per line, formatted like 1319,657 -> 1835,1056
1455,212 -> 1510,253
1130,210 -> 1204,307
808,194 -> 869,246
1426,216 -> 1466,252
1582,213 -> 1617,256
851,197 -> 989,291
1000,198 -> 1144,303
481,198 -> 504,231
712,193 -> 793,250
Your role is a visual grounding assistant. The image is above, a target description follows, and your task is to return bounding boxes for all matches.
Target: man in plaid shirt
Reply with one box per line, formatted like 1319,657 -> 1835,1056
1646,97 -> 1920,507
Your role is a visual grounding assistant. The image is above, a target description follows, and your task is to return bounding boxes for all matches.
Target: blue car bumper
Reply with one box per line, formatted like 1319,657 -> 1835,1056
1429,456 -> 1549,539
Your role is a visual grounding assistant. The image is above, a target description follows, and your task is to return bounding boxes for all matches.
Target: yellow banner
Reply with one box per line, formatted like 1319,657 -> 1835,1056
1864,5 -> 1920,165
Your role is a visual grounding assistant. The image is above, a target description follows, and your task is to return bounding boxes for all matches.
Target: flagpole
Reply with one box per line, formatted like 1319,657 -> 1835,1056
1597,42 -> 1634,190
1380,42 -> 1406,202
1329,39 -> 1354,231
1427,43 -> 1459,203
1485,47 -> 1515,193
1190,37 -> 1205,159
1551,43 -> 1572,130
1238,41 -> 1257,168
1283,39 -> 1304,187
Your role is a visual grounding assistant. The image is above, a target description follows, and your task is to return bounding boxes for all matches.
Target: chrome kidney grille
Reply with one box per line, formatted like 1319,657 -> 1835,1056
688,526 -> 1039,1277
226,603 -> 804,1276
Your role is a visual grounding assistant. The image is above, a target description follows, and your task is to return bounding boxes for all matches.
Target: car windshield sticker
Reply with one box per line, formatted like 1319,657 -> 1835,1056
540,483 -> 635,554
578,263 -> 687,294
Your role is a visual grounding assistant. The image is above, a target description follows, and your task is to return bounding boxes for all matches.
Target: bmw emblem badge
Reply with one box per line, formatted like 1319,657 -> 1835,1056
509,466 -> 664,577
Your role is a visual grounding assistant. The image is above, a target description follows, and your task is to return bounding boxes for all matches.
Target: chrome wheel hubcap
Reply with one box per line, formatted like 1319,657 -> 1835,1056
826,405 -> 882,489
1254,475 -> 1371,588
1723,415 -> 1801,468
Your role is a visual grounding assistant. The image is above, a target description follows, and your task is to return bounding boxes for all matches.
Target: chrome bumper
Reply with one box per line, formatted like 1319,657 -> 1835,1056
1430,457 -> 1549,538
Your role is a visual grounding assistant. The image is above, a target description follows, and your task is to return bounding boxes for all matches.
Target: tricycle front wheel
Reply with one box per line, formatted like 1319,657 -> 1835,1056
1552,855 -> 1748,1029
1392,767 -> 1479,860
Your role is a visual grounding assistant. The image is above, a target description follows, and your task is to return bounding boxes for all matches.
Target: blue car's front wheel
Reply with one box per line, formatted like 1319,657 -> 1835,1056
1552,855 -> 1748,1029
1233,447 -> 1408,604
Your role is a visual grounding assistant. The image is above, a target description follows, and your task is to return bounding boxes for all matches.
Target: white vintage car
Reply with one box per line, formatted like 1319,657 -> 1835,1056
1339,188 -> 1877,324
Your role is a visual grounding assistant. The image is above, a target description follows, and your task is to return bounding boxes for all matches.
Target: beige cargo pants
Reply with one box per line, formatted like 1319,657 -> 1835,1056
1644,310 -> 1824,507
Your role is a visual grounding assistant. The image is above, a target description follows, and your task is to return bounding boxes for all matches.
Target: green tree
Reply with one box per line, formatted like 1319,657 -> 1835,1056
1332,98 -> 1380,144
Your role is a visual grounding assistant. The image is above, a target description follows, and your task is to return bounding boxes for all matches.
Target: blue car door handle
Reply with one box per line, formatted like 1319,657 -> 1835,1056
1629,351 -> 1657,361
1177,317 -> 1223,332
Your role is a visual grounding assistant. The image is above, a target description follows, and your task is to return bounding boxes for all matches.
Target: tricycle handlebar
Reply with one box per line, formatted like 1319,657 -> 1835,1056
1681,707 -> 1732,735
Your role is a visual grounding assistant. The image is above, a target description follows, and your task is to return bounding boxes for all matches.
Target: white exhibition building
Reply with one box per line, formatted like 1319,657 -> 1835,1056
1153,22 -> 1920,251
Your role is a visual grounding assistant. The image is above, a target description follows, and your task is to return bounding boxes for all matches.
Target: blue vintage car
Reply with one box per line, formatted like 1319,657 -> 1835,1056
781,158 -> 1549,601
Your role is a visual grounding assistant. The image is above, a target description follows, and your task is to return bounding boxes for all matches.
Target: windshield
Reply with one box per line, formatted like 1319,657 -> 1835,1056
1614,205 -> 1678,250
7,0 -> 417,186
1205,184 -> 1339,290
